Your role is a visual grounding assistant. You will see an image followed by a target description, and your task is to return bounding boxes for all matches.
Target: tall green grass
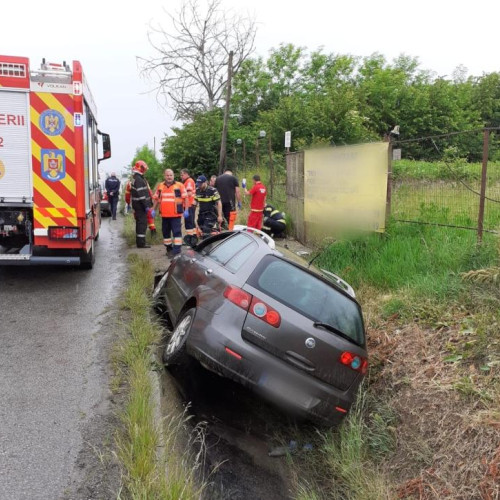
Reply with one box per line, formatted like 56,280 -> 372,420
292,388 -> 394,500
114,254 -> 204,499
315,223 -> 498,300
392,159 -> 500,182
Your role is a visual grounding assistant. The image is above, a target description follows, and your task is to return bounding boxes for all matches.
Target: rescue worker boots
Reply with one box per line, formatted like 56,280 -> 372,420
136,236 -> 151,248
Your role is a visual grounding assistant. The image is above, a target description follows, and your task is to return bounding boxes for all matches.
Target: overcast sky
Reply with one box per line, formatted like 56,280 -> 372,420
3,0 -> 499,178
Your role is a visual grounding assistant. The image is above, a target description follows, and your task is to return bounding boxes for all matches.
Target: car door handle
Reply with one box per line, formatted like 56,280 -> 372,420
204,268 -> 213,276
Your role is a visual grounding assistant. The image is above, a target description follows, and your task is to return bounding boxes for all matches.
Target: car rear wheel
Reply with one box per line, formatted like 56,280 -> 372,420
163,308 -> 195,366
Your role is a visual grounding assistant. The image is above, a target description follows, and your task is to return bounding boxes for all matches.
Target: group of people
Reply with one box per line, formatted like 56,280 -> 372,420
117,160 -> 287,254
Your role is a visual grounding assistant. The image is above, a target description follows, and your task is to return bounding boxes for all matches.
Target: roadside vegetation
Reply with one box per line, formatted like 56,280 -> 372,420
112,242 -> 205,499
286,164 -> 500,499
118,160 -> 499,498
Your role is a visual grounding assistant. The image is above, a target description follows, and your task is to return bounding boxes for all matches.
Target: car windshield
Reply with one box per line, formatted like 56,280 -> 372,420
249,256 -> 365,345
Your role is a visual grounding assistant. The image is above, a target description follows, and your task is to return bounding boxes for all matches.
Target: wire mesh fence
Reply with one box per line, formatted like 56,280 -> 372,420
391,129 -> 500,235
284,129 -> 500,244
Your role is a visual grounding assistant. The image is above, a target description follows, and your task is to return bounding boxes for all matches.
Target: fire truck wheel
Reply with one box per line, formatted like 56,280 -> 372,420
162,308 -> 195,366
80,240 -> 95,270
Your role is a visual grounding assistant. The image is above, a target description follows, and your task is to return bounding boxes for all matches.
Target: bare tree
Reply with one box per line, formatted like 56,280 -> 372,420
139,0 -> 256,120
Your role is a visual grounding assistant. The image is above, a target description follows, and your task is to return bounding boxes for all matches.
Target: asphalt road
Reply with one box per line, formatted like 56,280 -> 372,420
0,217 -> 126,500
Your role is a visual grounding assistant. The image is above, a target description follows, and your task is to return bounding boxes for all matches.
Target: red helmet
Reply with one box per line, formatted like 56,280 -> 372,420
133,160 -> 148,175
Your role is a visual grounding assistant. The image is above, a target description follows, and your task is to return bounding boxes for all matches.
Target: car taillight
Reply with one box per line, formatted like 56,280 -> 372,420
48,226 -> 79,240
224,285 -> 251,310
339,351 -> 368,374
249,296 -> 281,328
223,286 -> 281,328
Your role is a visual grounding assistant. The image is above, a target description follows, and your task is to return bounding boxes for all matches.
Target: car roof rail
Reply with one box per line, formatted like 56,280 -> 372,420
233,225 -> 276,250
320,269 -> 356,298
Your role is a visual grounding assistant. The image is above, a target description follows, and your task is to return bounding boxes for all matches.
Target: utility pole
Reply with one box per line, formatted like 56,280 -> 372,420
219,51 -> 234,175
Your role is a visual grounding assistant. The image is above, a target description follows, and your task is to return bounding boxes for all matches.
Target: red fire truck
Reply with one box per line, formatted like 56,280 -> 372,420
0,55 -> 111,268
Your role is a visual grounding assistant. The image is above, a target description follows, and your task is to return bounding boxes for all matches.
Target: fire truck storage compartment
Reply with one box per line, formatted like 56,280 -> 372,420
0,90 -> 32,203
0,207 -> 32,250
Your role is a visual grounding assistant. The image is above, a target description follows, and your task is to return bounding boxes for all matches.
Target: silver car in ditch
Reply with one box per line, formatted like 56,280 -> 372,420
153,226 -> 367,426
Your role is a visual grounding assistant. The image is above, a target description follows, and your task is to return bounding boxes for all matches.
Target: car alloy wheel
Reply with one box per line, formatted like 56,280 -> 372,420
163,308 -> 195,365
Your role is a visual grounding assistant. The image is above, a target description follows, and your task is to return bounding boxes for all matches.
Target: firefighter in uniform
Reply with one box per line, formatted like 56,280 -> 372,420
180,168 -> 197,247
125,176 -> 156,234
153,169 -> 187,256
193,175 -> 223,239
130,160 -> 153,248
262,204 -> 286,238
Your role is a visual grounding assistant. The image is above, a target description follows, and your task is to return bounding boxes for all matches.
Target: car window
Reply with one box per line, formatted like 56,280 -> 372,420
208,233 -> 254,265
225,241 -> 257,273
197,232 -> 233,255
249,256 -> 365,345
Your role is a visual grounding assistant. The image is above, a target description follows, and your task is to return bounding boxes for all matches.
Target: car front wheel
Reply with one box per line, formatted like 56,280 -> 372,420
162,308 -> 195,366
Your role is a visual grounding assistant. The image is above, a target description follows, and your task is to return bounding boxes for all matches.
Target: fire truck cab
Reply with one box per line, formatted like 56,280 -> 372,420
0,55 -> 111,268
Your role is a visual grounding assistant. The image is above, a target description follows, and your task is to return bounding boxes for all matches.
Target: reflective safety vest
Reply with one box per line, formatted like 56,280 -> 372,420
263,205 -> 286,225
154,181 -> 187,217
195,186 -> 220,214
126,178 -> 153,205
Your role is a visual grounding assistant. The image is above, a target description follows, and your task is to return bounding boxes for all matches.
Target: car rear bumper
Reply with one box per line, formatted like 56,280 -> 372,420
187,306 -> 357,425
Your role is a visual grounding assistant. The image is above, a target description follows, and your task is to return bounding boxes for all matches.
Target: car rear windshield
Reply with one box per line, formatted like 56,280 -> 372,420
249,256 -> 365,345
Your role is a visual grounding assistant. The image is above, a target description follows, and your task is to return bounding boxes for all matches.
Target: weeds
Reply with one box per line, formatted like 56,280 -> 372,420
113,254 -> 205,499
320,388 -> 393,500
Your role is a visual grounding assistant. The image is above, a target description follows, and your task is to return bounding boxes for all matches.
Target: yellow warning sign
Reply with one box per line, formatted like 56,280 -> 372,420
0,160 -> 5,180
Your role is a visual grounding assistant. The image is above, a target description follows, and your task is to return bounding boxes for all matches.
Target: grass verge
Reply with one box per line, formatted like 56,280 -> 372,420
286,219 -> 499,499
112,253 -> 204,499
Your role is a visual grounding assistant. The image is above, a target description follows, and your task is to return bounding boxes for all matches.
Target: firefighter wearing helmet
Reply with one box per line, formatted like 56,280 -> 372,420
131,160 -> 153,248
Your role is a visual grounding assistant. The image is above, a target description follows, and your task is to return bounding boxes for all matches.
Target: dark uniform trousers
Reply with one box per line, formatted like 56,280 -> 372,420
131,173 -> 151,248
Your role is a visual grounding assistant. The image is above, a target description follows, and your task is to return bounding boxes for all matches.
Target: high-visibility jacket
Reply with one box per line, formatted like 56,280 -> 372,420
184,177 -> 196,208
154,181 -> 187,217
126,179 -> 153,206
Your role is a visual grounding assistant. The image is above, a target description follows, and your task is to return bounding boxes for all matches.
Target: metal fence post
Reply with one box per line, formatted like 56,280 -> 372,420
477,128 -> 490,244
385,137 -> 393,229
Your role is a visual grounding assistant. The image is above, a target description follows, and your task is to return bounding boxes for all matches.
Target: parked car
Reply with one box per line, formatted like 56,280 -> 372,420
153,226 -> 367,426
100,186 -> 111,217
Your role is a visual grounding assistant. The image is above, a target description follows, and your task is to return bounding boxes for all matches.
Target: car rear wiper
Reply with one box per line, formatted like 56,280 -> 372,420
313,321 -> 358,345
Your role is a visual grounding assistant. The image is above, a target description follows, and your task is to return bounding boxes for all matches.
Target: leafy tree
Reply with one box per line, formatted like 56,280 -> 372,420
159,41 -> 500,167
473,72 -> 500,128
131,145 -> 162,187
160,110 -> 224,177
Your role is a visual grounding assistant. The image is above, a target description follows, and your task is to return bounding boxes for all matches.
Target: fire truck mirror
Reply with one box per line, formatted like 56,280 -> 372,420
98,131 -> 111,163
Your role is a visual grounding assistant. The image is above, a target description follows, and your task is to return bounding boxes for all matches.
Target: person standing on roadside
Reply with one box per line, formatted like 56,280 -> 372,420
126,173 -> 156,234
215,169 -> 241,228
131,161 -> 153,248
193,175 -> 223,238
105,171 -> 121,220
243,174 -> 267,230
153,169 -> 187,256
180,168 -> 197,247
